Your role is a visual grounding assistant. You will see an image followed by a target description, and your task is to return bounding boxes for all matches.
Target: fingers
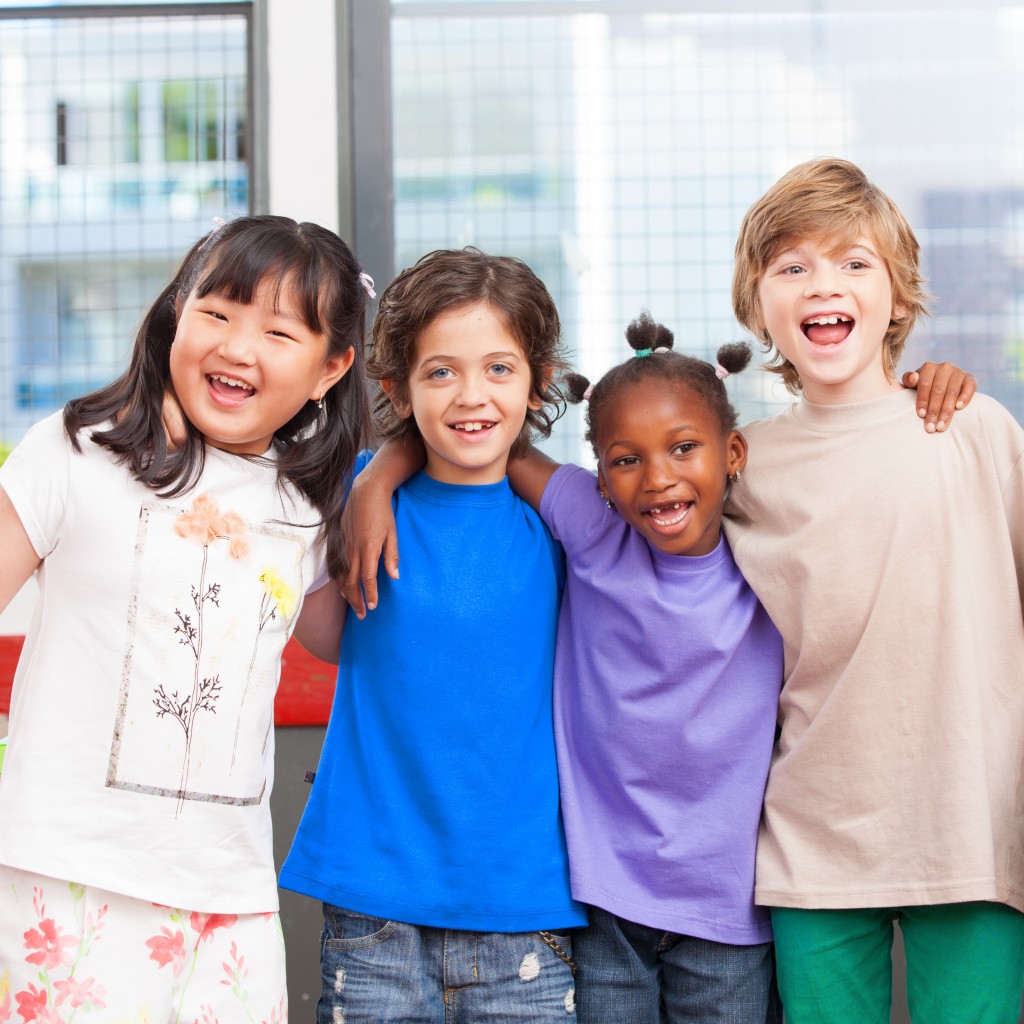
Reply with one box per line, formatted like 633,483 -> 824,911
905,362 -> 977,433
340,560 -> 368,620
383,534 -> 400,582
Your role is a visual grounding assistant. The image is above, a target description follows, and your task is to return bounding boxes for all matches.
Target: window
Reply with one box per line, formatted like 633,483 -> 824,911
385,1 -> 1024,462
0,6 -> 250,446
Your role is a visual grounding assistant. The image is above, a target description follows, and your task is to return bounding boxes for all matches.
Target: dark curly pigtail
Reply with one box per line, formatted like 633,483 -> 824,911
568,310 -> 752,457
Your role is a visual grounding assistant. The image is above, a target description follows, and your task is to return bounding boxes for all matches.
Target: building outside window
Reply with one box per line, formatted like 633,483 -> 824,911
0,3 -> 250,450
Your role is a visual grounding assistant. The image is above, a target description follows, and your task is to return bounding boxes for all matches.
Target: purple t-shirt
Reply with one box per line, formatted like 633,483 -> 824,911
541,464 -> 782,944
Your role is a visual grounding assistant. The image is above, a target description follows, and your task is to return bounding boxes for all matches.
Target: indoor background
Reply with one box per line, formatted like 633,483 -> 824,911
0,1 -> 1021,1020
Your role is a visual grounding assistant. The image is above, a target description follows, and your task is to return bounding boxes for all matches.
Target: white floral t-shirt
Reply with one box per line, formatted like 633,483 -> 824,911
0,413 -> 327,912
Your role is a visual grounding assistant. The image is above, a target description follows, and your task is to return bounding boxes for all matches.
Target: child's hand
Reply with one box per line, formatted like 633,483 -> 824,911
162,390 -> 188,449
340,473 -> 400,619
901,362 -> 977,433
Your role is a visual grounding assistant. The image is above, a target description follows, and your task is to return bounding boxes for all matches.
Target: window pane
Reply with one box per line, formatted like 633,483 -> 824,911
391,3 -> 1024,463
0,11 -> 250,449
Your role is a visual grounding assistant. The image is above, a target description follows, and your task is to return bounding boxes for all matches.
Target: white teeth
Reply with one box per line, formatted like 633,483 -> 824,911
210,373 -> 254,391
453,422 -> 493,432
804,315 -> 851,326
648,503 -> 688,526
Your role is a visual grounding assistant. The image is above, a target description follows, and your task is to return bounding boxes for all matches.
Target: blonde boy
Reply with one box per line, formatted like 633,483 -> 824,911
725,158 -> 1024,1023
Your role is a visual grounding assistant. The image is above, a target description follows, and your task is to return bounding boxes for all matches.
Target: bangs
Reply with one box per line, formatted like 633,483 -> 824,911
194,226 -> 331,334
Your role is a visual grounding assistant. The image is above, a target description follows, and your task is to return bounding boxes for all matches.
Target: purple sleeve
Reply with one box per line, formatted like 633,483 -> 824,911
539,463 -> 608,556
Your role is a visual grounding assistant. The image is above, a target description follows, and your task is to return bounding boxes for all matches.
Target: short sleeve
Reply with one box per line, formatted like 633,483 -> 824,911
0,413 -> 72,560
539,463 -> 607,555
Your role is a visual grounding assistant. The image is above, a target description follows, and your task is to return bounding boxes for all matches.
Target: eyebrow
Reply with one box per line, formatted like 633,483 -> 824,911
605,426 -> 699,451
773,241 -> 880,262
417,349 -> 523,368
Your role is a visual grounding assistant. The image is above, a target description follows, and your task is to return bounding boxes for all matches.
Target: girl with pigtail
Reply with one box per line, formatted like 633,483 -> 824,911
503,312 -> 784,1024
342,309 -> 783,1023
0,215 -> 374,1022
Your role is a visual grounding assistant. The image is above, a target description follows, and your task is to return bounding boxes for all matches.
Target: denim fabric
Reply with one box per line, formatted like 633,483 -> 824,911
317,904 -> 577,1024
573,906 -> 781,1024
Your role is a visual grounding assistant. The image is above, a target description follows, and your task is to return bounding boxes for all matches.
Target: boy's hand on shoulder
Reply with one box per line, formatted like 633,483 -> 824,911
902,361 -> 977,433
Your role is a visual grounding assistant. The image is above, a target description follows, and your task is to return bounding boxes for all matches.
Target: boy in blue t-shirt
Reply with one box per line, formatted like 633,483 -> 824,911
280,248 -> 586,1024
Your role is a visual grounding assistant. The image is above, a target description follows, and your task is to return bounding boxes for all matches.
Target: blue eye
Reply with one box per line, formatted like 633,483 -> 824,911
429,367 -> 452,380
490,363 -> 511,376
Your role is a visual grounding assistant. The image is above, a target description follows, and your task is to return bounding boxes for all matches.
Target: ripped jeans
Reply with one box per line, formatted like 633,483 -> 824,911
317,904 -> 577,1024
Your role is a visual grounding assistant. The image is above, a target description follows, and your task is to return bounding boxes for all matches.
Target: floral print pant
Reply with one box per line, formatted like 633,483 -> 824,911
0,866 -> 287,1024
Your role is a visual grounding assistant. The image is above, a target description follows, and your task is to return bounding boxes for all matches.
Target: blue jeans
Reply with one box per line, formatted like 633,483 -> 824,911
317,904 -> 577,1023
573,906 -> 782,1024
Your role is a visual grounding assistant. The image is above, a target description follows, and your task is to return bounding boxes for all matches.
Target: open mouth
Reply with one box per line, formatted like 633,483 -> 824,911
802,315 -> 853,345
208,373 -> 255,401
645,502 -> 690,527
450,421 -> 496,433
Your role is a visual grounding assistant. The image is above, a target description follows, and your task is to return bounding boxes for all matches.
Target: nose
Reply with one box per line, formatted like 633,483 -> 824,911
642,453 -> 675,493
804,261 -> 844,299
217,325 -> 258,364
455,371 -> 487,407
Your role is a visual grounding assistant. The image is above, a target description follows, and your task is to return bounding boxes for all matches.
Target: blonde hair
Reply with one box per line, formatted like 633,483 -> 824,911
732,158 -> 930,392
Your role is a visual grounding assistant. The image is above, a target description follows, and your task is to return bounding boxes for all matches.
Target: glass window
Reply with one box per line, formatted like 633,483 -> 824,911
389,2 -> 1024,463
0,9 -> 250,448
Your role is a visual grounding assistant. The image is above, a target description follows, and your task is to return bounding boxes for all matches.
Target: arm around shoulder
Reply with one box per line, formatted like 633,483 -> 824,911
292,582 -> 346,665
506,445 -> 561,512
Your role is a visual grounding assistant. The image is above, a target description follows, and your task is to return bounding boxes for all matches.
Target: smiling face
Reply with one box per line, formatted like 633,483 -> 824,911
169,275 -> 353,456
385,300 -> 537,485
756,233 -> 906,405
595,379 -> 746,557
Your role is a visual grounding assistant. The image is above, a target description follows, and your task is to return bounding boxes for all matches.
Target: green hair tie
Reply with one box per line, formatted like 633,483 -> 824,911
635,347 -> 653,358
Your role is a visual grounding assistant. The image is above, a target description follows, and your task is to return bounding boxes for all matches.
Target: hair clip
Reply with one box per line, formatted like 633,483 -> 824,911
199,216 -> 227,251
358,272 -> 376,299
583,383 -> 595,401
715,363 -> 729,379
634,348 -> 653,358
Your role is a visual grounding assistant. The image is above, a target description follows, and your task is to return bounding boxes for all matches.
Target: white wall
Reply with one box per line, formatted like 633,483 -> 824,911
265,0 -> 342,231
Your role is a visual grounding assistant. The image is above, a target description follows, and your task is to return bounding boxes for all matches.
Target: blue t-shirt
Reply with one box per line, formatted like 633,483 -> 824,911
280,463 -> 585,932
542,464 -> 782,944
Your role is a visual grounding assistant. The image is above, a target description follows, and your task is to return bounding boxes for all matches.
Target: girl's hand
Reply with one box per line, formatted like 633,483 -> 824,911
340,473 -> 400,619
162,390 -> 188,449
339,439 -> 425,618
901,362 -> 977,433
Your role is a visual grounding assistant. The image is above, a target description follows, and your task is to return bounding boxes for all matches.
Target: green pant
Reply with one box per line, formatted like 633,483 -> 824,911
771,902 -> 1024,1024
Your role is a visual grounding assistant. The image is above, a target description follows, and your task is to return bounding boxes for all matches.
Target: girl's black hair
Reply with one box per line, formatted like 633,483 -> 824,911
566,310 -> 752,456
63,215 -> 372,577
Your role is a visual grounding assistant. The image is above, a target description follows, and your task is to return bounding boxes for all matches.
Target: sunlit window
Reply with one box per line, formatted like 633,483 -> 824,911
0,7 -> 249,447
390,2 -> 1024,462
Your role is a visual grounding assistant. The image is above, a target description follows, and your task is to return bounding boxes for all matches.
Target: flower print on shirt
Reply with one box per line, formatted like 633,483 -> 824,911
231,568 -> 297,771
106,494 -> 309,810
155,497 -> 249,814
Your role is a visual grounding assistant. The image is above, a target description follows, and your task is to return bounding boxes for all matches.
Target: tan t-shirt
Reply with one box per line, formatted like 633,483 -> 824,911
725,389 -> 1024,912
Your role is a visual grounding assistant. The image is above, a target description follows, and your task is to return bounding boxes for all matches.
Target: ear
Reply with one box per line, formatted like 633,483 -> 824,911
892,300 -> 908,321
315,346 -> 356,400
726,430 -> 748,478
380,379 -> 413,419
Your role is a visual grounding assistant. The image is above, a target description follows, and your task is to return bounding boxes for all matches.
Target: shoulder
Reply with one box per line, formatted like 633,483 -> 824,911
542,462 -> 600,509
